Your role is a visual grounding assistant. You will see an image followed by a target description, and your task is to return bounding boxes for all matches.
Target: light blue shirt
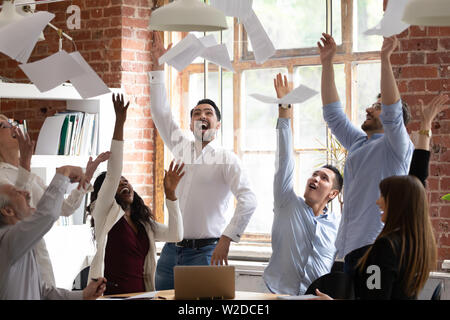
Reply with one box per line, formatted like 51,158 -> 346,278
323,100 -> 413,258
263,118 -> 341,295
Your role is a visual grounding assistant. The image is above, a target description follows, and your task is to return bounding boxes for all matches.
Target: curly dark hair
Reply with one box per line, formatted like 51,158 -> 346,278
86,172 -> 155,240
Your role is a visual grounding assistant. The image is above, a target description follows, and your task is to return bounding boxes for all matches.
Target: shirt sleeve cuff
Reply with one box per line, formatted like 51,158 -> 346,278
148,71 -> 164,84
276,118 -> 291,129
222,225 -> 242,243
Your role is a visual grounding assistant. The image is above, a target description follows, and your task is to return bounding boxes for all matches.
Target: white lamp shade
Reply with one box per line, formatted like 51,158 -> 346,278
0,0 -> 25,29
402,0 -> 450,26
149,0 -> 228,32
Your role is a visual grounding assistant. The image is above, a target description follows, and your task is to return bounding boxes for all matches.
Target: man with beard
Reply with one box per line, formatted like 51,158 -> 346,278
318,33 -> 413,277
149,31 -> 257,290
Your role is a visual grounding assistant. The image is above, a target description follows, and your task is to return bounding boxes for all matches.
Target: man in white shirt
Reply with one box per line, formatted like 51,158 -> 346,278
0,165 -> 106,300
149,31 -> 257,290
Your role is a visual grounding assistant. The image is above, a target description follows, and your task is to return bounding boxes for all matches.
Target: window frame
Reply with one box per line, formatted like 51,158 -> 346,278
155,0 -> 382,246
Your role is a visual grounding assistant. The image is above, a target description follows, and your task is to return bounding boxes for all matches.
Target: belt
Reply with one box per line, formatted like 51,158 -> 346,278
175,238 -> 220,249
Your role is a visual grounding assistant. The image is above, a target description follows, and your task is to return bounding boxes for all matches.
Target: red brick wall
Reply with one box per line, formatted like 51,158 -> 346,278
393,26 -> 450,269
0,0 -> 155,209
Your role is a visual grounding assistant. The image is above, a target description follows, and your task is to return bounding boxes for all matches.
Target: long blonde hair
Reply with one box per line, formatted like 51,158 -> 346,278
357,175 -> 437,297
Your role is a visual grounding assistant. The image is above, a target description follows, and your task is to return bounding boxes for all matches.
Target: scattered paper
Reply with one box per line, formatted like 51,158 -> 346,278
124,291 -> 157,300
250,84 -> 318,105
159,33 -> 234,72
277,294 -> 317,300
364,0 -> 410,37
211,0 -> 275,64
210,0 -> 253,21
69,52 -> 111,99
19,50 -> 84,92
0,11 -> 54,64
242,11 -> 276,64
35,114 -> 67,155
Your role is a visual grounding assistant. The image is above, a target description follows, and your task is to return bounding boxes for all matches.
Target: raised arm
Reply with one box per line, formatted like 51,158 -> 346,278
153,160 -> 184,242
90,94 -> 129,226
318,33 -> 340,106
149,31 -> 190,154
380,36 -> 401,106
409,94 -> 449,186
273,73 -> 296,208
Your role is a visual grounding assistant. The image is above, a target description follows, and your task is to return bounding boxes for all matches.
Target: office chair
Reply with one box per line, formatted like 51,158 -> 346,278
72,266 -> 90,291
305,272 -> 355,299
431,281 -> 443,300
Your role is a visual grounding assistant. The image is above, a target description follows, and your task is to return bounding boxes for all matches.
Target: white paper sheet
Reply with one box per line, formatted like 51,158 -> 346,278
250,84 -> 318,105
0,11 -> 54,64
210,0 -> 253,20
35,115 -> 67,155
159,33 -> 205,71
69,52 -> 111,99
159,33 -> 234,72
211,0 -> 275,64
19,50 -> 84,92
124,291 -> 157,300
243,11 -> 276,64
364,0 -> 410,37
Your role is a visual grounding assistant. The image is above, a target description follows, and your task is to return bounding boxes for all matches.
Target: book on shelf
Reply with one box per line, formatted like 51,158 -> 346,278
35,110 -> 98,156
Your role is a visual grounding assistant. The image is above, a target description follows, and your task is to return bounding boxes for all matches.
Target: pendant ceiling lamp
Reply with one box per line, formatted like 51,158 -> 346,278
402,0 -> 450,26
149,0 -> 228,32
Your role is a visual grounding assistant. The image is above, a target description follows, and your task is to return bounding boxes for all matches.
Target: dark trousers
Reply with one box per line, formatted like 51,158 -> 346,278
343,245 -> 372,278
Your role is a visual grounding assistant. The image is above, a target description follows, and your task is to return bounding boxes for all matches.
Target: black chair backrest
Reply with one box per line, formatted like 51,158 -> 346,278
431,281 -> 443,300
305,272 -> 355,300
72,266 -> 90,291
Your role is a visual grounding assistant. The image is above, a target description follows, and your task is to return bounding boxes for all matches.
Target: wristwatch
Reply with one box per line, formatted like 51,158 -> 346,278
278,104 -> 291,109
418,129 -> 432,138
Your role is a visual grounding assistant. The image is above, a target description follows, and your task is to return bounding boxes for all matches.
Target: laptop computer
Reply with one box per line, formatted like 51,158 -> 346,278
174,265 -> 235,300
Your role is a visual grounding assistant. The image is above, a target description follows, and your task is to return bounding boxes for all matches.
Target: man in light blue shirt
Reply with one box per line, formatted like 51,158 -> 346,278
263,74 -> 343,295
318,33 -> 413,276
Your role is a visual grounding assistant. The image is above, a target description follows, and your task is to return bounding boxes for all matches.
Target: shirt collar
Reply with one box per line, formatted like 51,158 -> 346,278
0,162 -> 18,170
369,133 -> 384,140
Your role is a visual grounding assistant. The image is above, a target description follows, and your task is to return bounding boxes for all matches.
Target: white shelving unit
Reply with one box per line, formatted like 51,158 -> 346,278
0,82 -> 122,289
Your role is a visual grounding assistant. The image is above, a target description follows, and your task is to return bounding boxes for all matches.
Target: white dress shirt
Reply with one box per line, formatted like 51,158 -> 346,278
0,162 -> 91,287
149,71 -> 257,242
0,173 -> 83,300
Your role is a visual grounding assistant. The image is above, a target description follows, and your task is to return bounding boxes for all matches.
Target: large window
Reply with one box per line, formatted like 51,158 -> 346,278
160,0 -> 383,244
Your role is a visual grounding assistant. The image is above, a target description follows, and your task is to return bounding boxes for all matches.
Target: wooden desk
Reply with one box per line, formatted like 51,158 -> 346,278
104,290 -> 283,300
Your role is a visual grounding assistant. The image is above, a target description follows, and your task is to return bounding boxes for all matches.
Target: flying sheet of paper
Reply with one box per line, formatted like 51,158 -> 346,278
211,0 -> 275,64
69,52 -> 111,99
0,11 -> 54,64
364,0 -> 410,37
250,84 -> 318,105
242,11 -> 276,64
210,0 -> 253,21
159,33 -> 234,72
159,33 -> 205,71
19,50 -> 85,92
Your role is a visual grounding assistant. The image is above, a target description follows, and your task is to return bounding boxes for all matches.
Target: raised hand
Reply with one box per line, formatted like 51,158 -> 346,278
381,35 -> 398,61
150,31 -> 173,71
163,160 -> 185,201
14,127 -> 35,172
419,94 -> 450,130
318,33 -> 336,65
84,151 -> 111,186
112,93 -> 130,124
56,165 -> 87,187
274,73 -> 289,99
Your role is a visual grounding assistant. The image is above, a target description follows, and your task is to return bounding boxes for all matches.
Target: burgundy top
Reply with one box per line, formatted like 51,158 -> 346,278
104,216 -> 150,294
